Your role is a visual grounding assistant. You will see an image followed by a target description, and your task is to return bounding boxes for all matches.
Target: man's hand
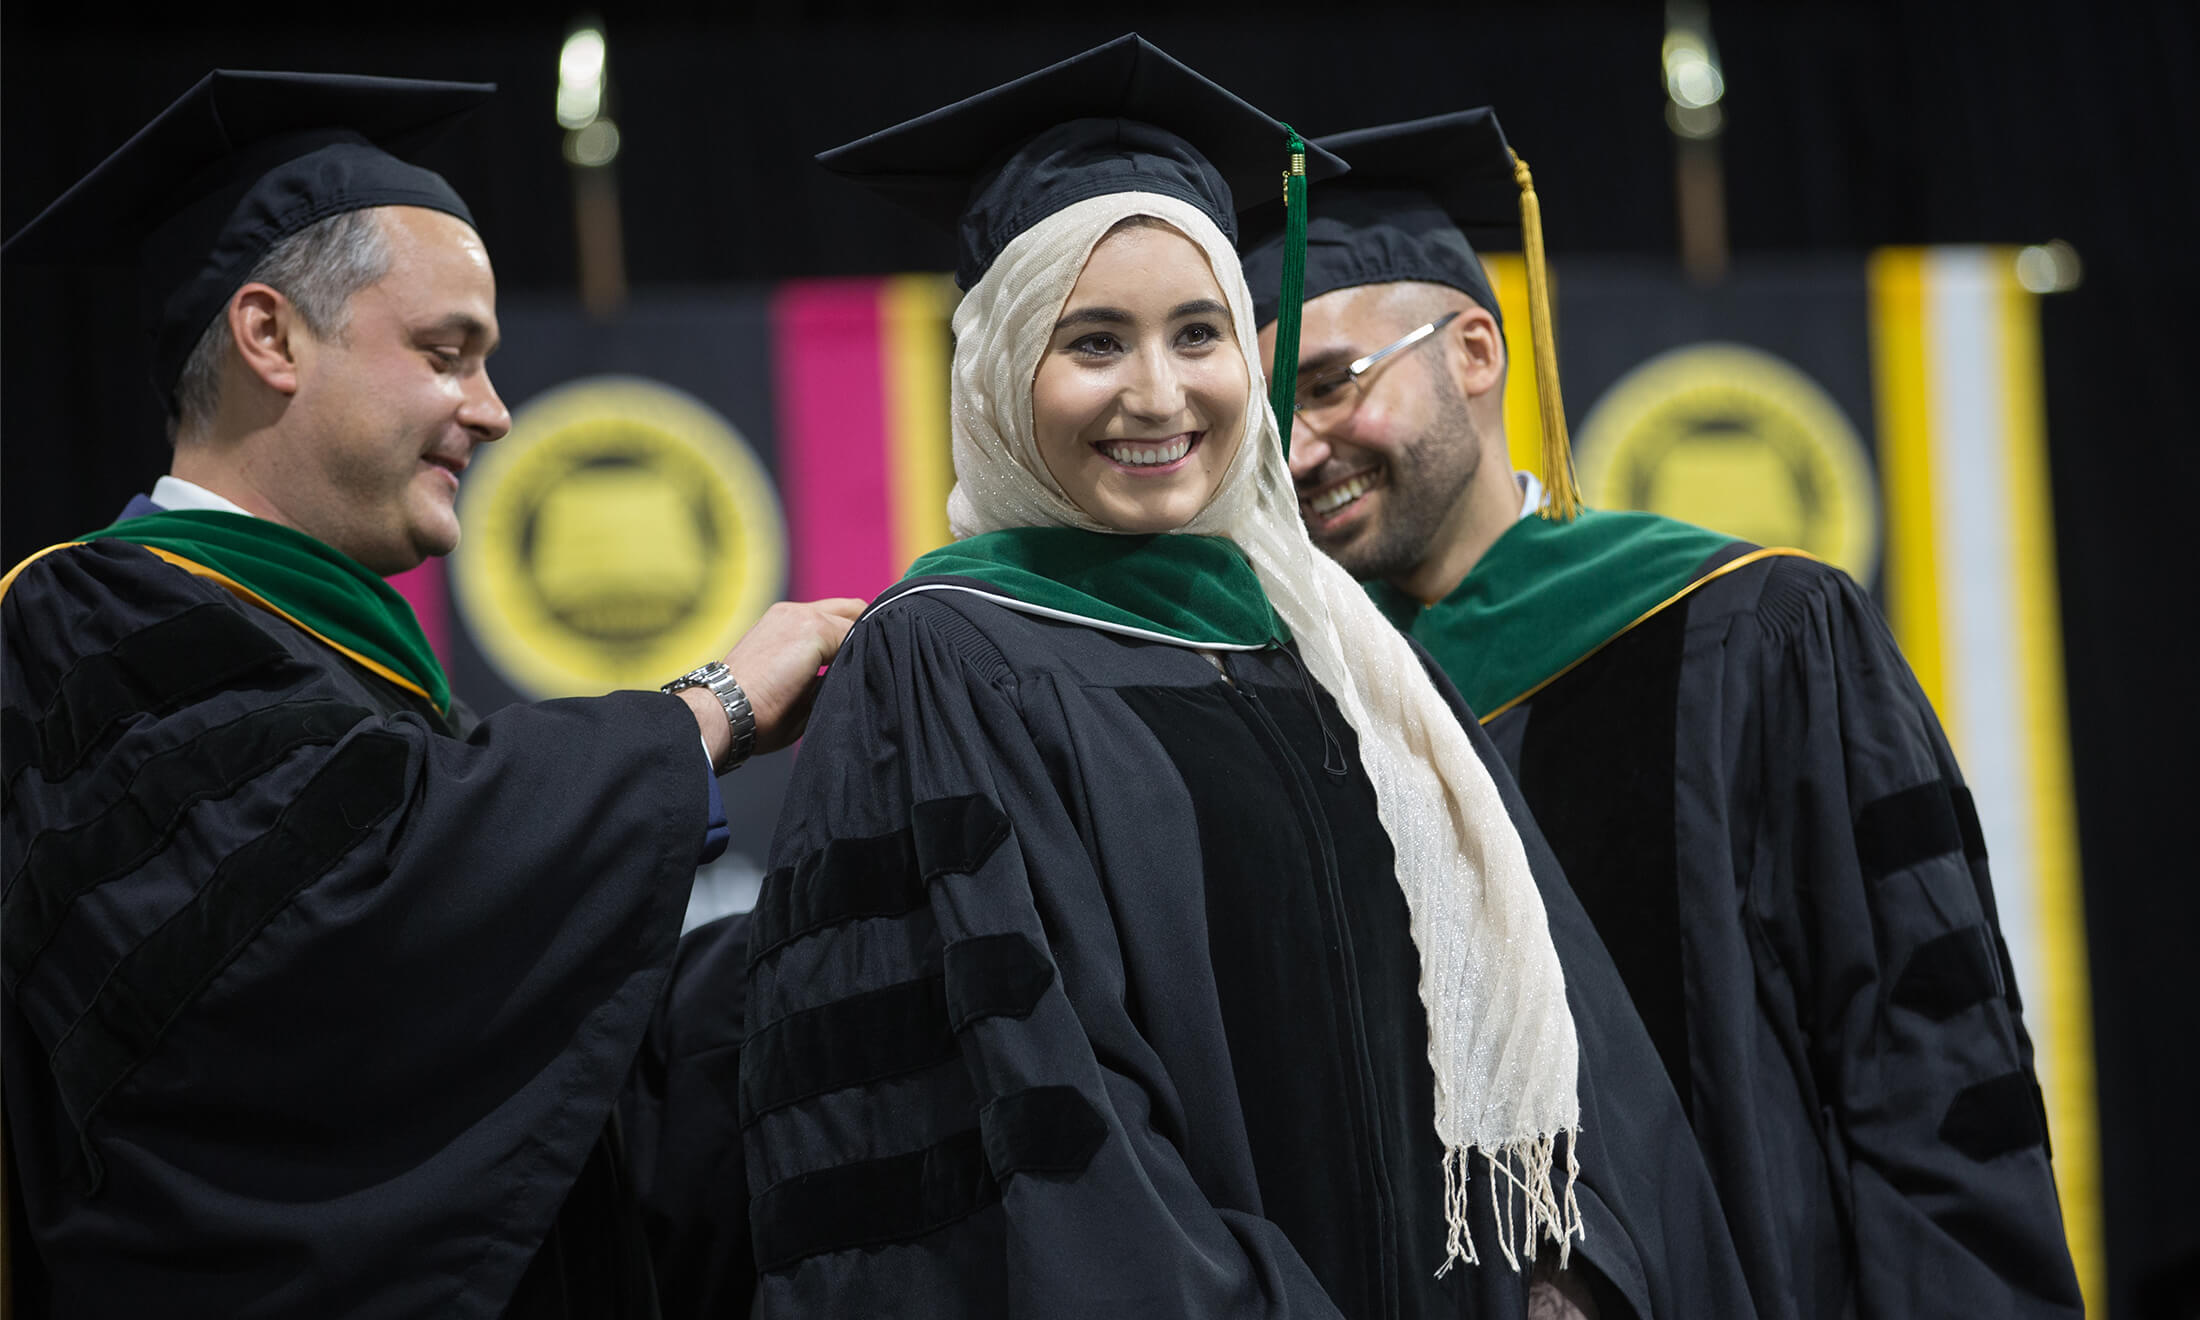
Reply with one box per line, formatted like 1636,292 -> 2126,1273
678,598 -> 865,765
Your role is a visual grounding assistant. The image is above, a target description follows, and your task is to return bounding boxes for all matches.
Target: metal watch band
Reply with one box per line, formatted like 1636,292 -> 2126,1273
662,661 -> 757,773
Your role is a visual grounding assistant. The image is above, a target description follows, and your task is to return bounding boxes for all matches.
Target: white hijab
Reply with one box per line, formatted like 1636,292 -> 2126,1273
945,190 -> 1581,1272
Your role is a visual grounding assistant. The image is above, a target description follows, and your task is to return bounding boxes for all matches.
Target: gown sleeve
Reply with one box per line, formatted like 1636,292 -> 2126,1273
1729,559 -> 2081,1317
739,596 -> 1349,1318
1,540 -> 708,1317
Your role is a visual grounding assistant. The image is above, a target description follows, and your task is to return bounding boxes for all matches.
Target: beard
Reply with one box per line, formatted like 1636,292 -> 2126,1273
1318,367 -> 1483,583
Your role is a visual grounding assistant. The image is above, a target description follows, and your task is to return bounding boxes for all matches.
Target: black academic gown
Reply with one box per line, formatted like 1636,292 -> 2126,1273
730,576 -> 1754,1319
1479,549 -> 2081,1319
622,910 -> 758,1319
1,539 -> 706,1318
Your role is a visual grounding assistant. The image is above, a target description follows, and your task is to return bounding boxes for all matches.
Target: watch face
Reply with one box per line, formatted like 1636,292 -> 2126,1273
664,662 -> 719,692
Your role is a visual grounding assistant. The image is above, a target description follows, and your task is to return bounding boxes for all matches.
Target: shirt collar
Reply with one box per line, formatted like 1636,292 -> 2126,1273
150,474 -> 255,518
1515,469 -> 1545,520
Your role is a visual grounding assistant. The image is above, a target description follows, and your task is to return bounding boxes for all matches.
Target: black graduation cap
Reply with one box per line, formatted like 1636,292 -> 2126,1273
2,70 -> 493,404
1241,109 -> 1515,328
1241,109 -> 1581,519
818,33 -> 1348,291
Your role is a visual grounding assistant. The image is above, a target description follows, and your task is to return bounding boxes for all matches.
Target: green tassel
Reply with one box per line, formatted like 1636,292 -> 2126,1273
1269,125 -> 1309,457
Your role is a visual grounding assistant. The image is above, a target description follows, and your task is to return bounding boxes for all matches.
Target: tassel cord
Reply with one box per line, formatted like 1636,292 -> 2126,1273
1270,126 -> 1309,456
1512,154 -> 1580,521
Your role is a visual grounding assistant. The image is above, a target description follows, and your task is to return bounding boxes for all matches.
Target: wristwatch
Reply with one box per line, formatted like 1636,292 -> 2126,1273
662,661 -> 756,773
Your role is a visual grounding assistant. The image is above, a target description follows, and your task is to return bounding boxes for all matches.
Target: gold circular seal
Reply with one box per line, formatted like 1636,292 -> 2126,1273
452,376 -> 786,699
1575,343 -> 1879,582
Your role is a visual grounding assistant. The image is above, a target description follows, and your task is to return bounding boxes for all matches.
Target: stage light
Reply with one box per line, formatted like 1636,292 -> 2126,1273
557,15 -> 626,312
557,27 -> 607,130
558,21 -> 619,168
1665,41 -> 1724,109
1665,2 -> 1728,280
1663,3 -> 1726,142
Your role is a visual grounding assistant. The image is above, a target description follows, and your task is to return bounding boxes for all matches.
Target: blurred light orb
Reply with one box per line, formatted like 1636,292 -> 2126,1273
2015,241 -> 2083,293
1667,101 -> 1725,140
565,117 -> 622,168
561,28 -> 606,91
1663,32 -> 1725,109
556,84 -> 601,130
557,27 -> 607,129
1669,53 -> 1725,108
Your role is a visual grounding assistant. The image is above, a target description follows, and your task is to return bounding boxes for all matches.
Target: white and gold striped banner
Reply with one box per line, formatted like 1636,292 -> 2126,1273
1870,246 -> 2099,1313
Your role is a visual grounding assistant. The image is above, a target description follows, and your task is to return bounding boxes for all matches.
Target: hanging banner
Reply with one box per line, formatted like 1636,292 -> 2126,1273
774,275 -> 958,601
1866,249 -> 2097,1311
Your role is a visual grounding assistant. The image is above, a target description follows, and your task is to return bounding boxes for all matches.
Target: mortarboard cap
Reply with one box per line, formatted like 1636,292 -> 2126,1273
1242,109 -> 1581,518
1242,109 -> 1516,329
2,70 -> 493,405
817,33 -> 1347,292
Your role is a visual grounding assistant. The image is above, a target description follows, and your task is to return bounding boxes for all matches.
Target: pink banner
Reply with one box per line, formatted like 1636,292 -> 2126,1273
773,279 -> 895,601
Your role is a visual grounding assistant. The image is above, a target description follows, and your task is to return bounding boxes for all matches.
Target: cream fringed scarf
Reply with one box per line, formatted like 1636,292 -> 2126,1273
943,190 -> 1584,1273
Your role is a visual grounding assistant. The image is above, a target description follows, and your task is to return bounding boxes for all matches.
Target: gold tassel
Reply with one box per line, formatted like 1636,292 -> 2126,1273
1511,153 -> 1580,521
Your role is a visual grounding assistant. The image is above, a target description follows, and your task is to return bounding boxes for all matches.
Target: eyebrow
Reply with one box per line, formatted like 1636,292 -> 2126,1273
1054,298 -> 1234,332
418,313 -> 501,356
1055,306 -> 1132,331
1295,347 -> 1357,376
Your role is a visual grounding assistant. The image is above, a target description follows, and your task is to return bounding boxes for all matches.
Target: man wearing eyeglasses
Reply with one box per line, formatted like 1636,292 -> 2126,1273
1244,110 -> 2081,1320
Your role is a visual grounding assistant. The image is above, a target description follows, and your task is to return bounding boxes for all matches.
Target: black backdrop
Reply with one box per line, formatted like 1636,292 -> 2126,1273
6,3 -> 2196,1313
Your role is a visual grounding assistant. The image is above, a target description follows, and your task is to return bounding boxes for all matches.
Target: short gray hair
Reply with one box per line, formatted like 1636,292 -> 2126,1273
170,206 -> 393,440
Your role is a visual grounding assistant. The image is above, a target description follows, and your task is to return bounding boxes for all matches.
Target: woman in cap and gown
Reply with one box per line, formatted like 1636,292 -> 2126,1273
630,35 -> 1758,1320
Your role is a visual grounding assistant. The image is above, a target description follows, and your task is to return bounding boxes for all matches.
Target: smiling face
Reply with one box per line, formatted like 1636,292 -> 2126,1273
1260,280 -> 1501,582
277,206 -> 510,574
1031,219 -> 1249,534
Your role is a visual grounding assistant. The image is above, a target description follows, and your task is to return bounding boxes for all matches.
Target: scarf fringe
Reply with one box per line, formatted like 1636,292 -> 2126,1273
1435,1131 -> 1584,1277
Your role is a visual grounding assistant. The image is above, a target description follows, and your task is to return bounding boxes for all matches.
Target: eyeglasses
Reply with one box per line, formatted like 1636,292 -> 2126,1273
1290,310 -> 1462,427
